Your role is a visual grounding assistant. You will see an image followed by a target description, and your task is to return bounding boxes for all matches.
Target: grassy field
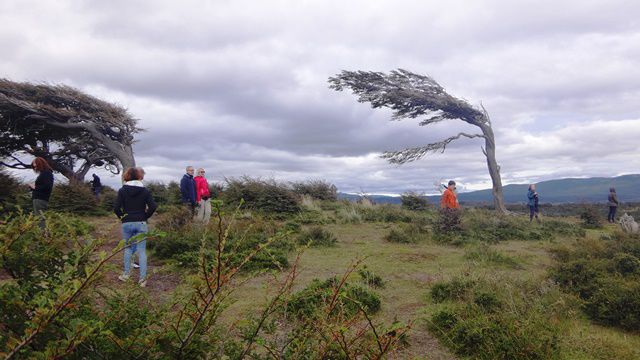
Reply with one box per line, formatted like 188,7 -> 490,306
82,203 -> 640,359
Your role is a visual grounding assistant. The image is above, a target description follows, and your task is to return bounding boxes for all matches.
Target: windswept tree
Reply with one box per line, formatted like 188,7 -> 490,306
0,79 -> 140,182
329,69 -> 508,213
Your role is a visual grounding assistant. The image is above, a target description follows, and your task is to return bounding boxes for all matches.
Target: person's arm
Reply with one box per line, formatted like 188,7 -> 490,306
179,177 -> 187,201
613,193 -> 619,205
113,190 -> 124,219
145,190 -> 157,219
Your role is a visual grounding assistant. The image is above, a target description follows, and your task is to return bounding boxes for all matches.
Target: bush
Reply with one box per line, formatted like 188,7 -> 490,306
155,205 -> 193,232
222,176 -> 300,214
434,208 -> 463,235
464,243 -> 523,269
358,266 -> 385,288
291,180 -> 337,201
580,205 -> 603,229
384,222 -> 428,244
286,277 -> 381,319
335,205 -> 363,224
428,278 -> 568,359
550,234 -> 640,330
0,169 -> 28,215
430,278 -> 473,303
48,183 -> 102,215
400,191 -> 429,211
358,204 -> 413,223
296,226 -> 337,247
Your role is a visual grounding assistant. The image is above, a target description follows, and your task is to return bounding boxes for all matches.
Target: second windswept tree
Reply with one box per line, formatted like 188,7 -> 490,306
329,69 -> 507,213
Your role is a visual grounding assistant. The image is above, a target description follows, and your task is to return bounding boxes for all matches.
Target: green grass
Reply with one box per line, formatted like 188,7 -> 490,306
87,203 -> 640,358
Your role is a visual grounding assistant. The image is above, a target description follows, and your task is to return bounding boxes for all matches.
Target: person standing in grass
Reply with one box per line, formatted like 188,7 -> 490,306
527,184 -> 540,222
180,166 -> 197,214
90,173 -> 102,201
440,180 -> 459,209
114,167 -> 157,287
608,187 -> 619,223
194,168 -> 212,224
29,157 -> 54,230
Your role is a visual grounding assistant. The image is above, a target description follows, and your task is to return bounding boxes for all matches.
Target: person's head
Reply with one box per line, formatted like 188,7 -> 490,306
447,180 -> 456,191
123,167 -> 142,182
610,187 -> 616,193
186,166 -> 194,175
136,167 -> 146,180
529,184 -> 536,191
31,157 -> 52,173
196,168 -> 206,177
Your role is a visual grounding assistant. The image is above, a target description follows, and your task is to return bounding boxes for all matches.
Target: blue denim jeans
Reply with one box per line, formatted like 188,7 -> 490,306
122,221 -> 148,281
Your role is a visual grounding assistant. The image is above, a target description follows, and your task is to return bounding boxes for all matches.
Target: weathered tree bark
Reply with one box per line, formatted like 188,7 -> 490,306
479,122 -> 507,213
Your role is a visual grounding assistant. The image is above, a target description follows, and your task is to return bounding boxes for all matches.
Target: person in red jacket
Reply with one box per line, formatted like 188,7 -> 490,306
440,180 -> 459,209
194,168 -> 212,223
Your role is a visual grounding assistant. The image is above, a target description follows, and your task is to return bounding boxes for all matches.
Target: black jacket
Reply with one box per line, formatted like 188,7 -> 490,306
32,170 -> 54,201
113,184 -> 157,223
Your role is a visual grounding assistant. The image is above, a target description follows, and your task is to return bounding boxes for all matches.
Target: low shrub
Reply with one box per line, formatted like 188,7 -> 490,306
580,205 -> 603,229
400,191 -> 429,211
384,222 -> 429,243
464,243 -> 523,269
222,176 -> 300,214
359,204 -> 413,223
0,169 -> 28,215
550,234 -> 640,330
335,205 -> 363,224
155,205 -> 193,232
296,226 -> 337,247
427,277 -> 569,359
48,183 -> 102,215
430,278 -> 473,303
286,277 -> 381,319
291,180 -> 338,201
358,266 -> 385,288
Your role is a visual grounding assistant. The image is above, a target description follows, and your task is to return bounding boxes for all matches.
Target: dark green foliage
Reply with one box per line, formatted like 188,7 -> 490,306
359,204 -> 413,222
296,226 -> 337,247
146,180 -> 183,206
428,278 -> 567,359
0,169 -> 28,215
614,253 -> 640,275
550,235 -> 640,330
150,213 -> 294,272
358,266 -> 385,288
400,191 -> 429,211
583,280 -> 640,330
222,176 -> 300,214
155,205 -> 193,232
580,205 -> 603,229
98,185 -> 118,213
291,180 -> 338,201
434,208 -> 463,235
434,209 -> 585,245
286,277 -> 381,319
430,278 -> 473,303
48,183 -> 103,215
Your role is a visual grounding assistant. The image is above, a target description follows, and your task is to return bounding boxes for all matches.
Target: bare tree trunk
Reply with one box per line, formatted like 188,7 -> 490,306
479,124 -> 508,214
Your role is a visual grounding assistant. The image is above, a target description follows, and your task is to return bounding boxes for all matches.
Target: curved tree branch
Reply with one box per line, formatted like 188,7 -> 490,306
381,132 -> 485,164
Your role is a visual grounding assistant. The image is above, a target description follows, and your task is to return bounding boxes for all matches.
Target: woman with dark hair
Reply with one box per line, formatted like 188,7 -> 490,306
527,184 -> 539,222
29,157 -> 54,229
608,187 -> 619,223
114,167 -> 157,287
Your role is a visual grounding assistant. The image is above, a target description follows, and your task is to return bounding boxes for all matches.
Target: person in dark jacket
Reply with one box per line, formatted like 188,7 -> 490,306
527,184 -> 539,222
114,167 -> 157,287
180,166 -> 197,212
29,157 -> 54,229
608,187 -> 619,223
90,173 -> 102,201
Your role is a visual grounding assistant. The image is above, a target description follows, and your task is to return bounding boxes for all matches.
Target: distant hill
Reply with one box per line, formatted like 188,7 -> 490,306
339,174 -> 640,205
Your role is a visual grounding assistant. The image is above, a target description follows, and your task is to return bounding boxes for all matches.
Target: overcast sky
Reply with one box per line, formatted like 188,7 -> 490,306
2,0 -> 640,194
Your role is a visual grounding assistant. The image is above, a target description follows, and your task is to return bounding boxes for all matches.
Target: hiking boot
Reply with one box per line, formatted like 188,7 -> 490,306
133,263 -> 140,269
118,274 -> 130,282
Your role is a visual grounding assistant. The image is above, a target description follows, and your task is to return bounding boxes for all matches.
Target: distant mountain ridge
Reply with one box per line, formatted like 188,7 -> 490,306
338,174 -> 640,204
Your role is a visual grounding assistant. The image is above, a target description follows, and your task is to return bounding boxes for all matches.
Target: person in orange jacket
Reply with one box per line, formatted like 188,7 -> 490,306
440,180 -> 459,209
